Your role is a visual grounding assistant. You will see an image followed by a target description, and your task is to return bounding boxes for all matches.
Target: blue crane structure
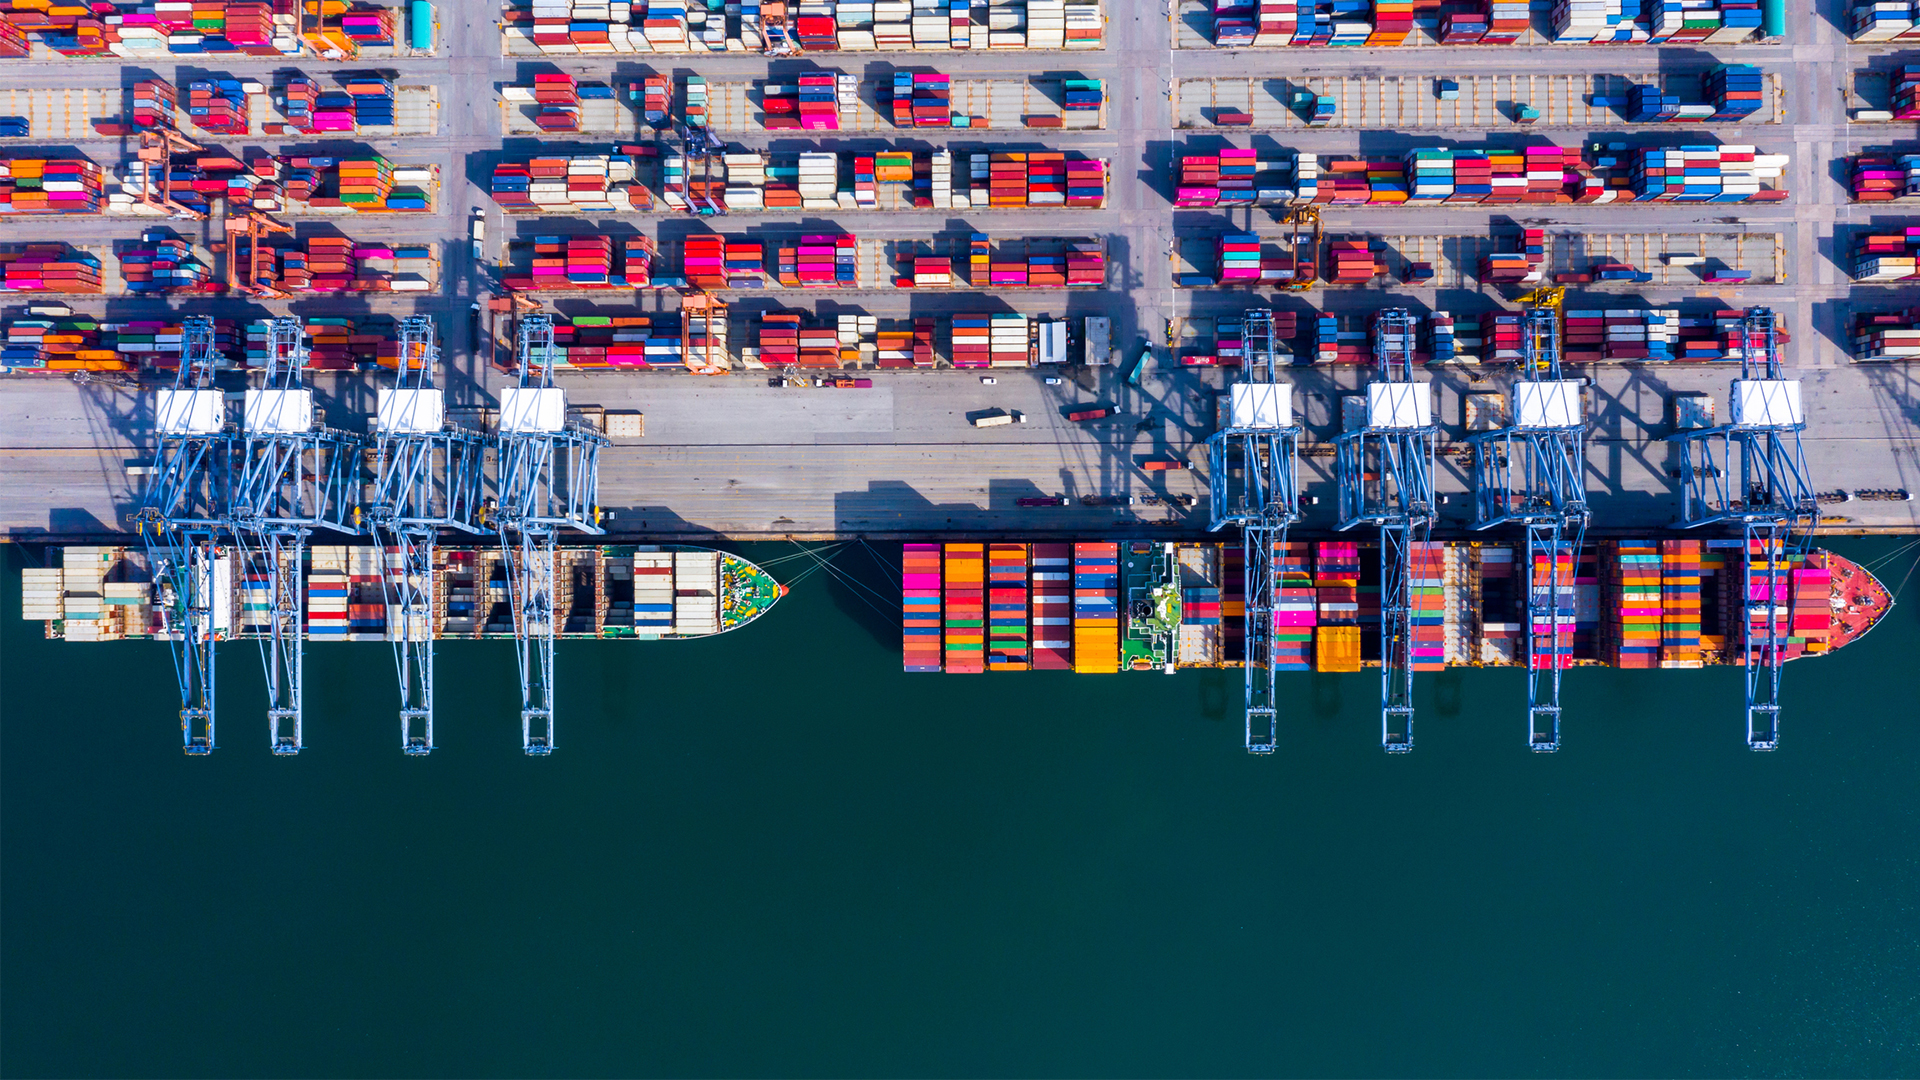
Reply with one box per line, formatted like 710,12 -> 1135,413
226,316 -> 365,755
495,313 -> 608,755
130,315 -> 234,755
1333,309 -> 1438,752
1666,307 -> 1814,751
1204,309 -> 1302,753
366,315 -> 490,755
1468,288 -> 1590,752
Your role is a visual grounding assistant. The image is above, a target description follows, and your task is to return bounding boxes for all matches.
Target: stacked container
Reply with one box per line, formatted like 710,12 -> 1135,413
1071,542 -> 1119,674
988,543 -> 1030,670
1272,540 -> 1314,670
1850,154 -> 1918,202
133,78 -> 180,130
1476,547 -> 1521,663
1852,308 -> 1920,360
120,232 -> 213,294
1658,539 -> 1703,667
1410,541 -> 1447,672
306,551 -> 349,641
0,158 -> 105,215
1314,541 -> 1361,672
943,543 -> 985,674
1628,145 -> 1783,202
890,72 -> 951,128
1851,227 -> 1920,281
1527,545 -> 1577,671
0,246 -> 102,293
1030,543 -> 1073,669
1606,540 -> 1661,667
904,543 -> 944,672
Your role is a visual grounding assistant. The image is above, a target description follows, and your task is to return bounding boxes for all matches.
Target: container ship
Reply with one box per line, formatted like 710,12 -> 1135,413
903,540 -> 1892,674
19,544 -> 782,643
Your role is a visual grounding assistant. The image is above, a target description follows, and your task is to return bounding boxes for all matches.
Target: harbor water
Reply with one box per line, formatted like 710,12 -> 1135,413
3,538 -> 1918,1076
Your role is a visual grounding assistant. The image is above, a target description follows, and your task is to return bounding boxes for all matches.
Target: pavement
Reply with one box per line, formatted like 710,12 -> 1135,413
1,0 -> 1918,540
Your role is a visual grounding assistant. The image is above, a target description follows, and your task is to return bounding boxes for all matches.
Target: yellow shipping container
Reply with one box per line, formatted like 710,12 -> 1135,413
1316,625 -> 1362,673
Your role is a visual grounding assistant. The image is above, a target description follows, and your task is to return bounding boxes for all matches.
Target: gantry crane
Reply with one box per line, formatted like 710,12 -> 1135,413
1468,288 -> 1590,752
367,315 -> 490,756
1280,206 -> 1321,291
1667,307 -> 1814,751
223,211 -> 294,299
227,316 -> 365,755
130,316 -> 234,754
1333,308 -> 1438,752
1205,310 -> 1303,753
494,314 -> 609,755
681,292 -> 729,375
136,127 -> 208,220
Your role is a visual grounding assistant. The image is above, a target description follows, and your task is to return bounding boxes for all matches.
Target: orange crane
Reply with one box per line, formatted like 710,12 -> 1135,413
136,128 -> 208,220
681,292 -> 729,375
223,211 -> 294,299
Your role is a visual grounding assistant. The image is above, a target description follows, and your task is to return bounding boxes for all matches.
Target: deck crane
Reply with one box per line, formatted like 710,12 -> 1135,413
1468,287 -> 1590,752
1204,309 -> 1303,753
130,316 -> 234,754
227,316 -> 366,755
494,314 -> 609,755
1667,307 -> 1814,751
367,315 -> 490,756
1333,308 -> 1438,752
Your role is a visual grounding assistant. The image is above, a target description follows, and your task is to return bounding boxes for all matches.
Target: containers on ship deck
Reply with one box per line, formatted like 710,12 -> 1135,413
904,543 -> 943,672
1072,542 -> 1120,673
988,543 -> 1030,670
1031,543 -> 1074,669
944,543 -> 985,673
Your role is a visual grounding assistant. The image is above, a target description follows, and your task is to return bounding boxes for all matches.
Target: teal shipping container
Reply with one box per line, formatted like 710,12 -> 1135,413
410,0 -> 434,51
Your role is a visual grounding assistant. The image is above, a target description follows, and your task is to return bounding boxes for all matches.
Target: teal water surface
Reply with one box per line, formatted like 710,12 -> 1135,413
2,539 -> 1917,1077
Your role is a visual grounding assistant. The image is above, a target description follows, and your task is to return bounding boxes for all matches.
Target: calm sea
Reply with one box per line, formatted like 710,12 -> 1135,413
3,539 -> 1917,1078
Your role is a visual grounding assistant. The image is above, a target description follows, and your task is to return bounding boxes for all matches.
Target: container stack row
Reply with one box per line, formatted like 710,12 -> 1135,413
1849,154 -> 1920,202
0,159 -> 106,215
1272,541 -> 1314,670
950,313 -> 1032,367
1071,543 -> 1120,675
0,246 -> 103,293
1528,546 -> 1578,671
1851,227 -> 1920,281
903,543 -> 943,672
119,232 -> 213,294
507,0 -> 1102,53
988,543 -> 1030,670
1210,0 -> 1760,44
943,543 -> 985,674
1659,540 -> 1703,668
1852,309 -> 1920,361
1313,541 -> 1362,673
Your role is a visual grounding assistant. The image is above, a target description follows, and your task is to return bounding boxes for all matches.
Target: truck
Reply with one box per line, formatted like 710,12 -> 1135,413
1016,496 -> 1071,507
972,411 -> 1016,428
471,215 -> 485,260
1068,405 -> 1117,422
1120,344 -> 1151,387
1141,459 -> 1188,472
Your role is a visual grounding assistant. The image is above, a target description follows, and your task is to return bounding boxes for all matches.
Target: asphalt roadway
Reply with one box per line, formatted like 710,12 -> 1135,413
1,1 -> 1918,540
